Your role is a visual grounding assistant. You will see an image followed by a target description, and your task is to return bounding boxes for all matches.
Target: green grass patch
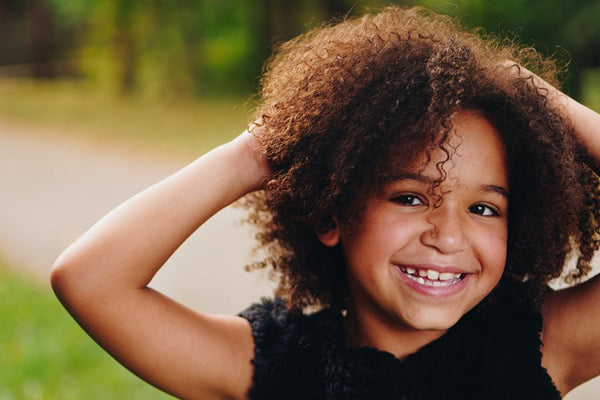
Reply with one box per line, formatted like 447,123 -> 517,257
0,78 -> 255,158
0,265 -> 173,399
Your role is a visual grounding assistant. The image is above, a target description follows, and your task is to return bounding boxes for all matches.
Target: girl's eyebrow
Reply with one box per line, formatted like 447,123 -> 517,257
390,173 -> 509,198
390,173 -> 434,184
482,184 -> 509,199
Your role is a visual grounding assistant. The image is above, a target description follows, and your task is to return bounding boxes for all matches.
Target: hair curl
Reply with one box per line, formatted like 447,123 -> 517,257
241,6 -> 600,311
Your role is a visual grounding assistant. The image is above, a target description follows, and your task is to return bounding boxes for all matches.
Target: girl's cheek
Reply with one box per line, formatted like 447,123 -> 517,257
487,236 -> 508,267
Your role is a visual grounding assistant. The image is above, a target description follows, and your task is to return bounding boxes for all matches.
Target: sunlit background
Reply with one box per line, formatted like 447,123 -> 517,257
1,0 -> 599,398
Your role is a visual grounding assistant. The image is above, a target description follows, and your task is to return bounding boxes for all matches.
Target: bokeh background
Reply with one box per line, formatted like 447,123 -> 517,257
1,0 -> 599,398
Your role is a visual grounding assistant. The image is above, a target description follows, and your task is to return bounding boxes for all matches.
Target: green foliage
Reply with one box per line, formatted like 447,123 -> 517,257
0,265 -> 173,399
196,1 -> 260,95
420,0 -> 600,96
45,0 -> 95,24
57,0 -> 261,97
76,1 -> 196,97
7,0 -> 600,98
582,68 -> 600,111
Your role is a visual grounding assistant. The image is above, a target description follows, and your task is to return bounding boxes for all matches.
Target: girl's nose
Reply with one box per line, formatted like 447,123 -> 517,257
420,206 -> 468,254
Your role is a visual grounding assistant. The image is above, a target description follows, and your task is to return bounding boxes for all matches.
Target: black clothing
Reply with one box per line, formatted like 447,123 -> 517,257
240,286 -> 561,399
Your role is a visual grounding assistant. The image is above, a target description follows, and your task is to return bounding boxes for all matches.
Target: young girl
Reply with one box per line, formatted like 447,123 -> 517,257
51,6 -> 600,399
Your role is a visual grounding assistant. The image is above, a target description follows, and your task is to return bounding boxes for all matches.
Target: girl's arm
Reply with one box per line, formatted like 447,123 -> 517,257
518,67 -> 600,394
50,129 -> 270,400
547,82 -> 600,163
508,62 -> 600,162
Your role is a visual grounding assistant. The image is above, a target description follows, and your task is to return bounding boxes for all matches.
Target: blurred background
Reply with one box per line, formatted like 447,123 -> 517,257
0,0 -> 599,398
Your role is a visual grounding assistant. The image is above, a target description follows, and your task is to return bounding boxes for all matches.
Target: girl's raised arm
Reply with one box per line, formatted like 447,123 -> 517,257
550,83 -> 600,163
50,129 -> 269,400
508,62 -> 600,162
520,67 -> 600,394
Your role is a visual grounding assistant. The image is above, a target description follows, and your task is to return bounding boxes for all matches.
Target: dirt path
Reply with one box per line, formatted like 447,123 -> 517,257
0,125 -> 275,315
1,125 -> 598,398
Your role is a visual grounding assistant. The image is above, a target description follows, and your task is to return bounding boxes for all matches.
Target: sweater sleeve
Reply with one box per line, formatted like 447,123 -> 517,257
239,298 -> 322,400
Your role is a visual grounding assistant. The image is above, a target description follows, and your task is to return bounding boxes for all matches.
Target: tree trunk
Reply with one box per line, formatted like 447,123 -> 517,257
27,0 -> 55,78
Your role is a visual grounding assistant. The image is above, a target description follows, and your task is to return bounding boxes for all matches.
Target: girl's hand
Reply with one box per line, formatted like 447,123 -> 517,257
501,61 -> 600,163
231,122 -> 272,192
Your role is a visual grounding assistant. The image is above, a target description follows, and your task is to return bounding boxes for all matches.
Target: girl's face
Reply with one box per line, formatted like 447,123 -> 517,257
319,110 -> 508,337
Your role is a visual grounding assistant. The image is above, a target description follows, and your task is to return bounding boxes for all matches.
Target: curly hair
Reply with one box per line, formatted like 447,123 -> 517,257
241,6 -> 600,311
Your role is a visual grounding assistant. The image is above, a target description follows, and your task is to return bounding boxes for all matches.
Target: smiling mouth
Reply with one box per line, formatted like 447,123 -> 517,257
399,266 -> 465,287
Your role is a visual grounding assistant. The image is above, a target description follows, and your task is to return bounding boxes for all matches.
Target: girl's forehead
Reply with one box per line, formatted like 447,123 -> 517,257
382,111 -> 508,185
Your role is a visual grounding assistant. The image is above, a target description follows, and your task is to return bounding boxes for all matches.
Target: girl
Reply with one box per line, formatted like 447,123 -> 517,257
51,6 -> 600,399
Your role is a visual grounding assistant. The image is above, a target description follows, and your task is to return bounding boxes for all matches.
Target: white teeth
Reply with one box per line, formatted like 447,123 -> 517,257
426,270 -> 439,280
439,272 -> 454,281
400,266 -> 464,287
404,272 -> 460,287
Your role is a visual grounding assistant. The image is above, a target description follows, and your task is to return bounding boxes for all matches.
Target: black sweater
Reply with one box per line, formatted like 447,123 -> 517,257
240,287 -> 561,399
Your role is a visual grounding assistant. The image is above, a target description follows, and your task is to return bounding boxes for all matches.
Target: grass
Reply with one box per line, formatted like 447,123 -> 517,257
0,264 -> 174,400
0,78 -> 255,159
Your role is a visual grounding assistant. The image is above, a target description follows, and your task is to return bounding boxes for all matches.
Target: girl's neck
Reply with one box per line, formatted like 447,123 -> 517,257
343,306 -> 446,360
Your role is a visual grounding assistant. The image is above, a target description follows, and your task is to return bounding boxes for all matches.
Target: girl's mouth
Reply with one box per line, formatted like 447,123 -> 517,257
398,266 -> 465,287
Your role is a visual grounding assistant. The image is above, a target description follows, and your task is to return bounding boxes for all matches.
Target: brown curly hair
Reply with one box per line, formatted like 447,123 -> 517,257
241,6 -> 600,311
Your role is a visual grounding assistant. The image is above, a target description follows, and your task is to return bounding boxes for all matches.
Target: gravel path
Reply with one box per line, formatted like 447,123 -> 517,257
0,125 -> 275,315
1,125 -> 597,398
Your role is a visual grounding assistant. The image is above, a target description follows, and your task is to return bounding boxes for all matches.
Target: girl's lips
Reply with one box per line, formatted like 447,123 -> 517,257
394,264 -> 472,297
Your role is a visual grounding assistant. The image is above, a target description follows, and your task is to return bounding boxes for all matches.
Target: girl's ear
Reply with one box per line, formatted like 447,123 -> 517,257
316,219 -> 340,247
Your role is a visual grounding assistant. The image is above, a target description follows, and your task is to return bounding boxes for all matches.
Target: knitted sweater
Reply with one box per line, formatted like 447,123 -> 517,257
240,290 -> 561,399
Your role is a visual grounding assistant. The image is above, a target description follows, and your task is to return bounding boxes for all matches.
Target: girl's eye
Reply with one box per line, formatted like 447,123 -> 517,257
468,204 -> 499,216
392,194 -> 425,206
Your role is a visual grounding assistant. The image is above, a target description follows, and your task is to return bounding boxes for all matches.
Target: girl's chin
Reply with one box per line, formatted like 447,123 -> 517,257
400,307 -> 465,332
